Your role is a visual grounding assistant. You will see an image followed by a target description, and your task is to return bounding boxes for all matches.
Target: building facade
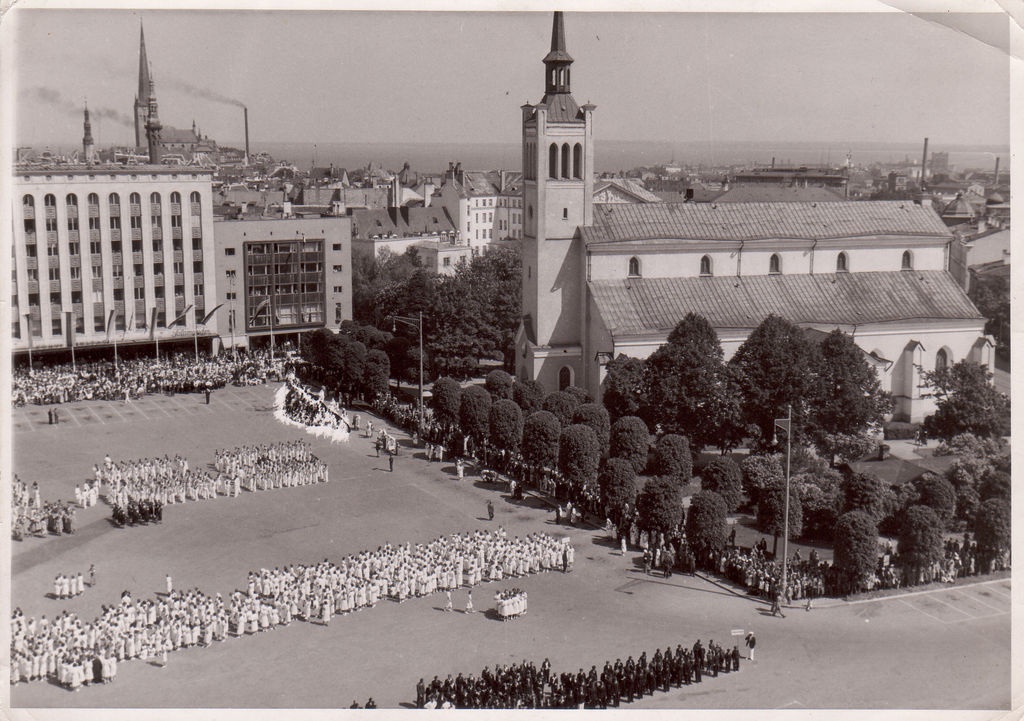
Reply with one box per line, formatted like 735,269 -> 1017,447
12,167 -> 218,358
515,13 -> 991,423
212,217 -> 352,351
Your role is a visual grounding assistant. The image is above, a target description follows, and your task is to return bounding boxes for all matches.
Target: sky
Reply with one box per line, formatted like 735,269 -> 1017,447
7,5 -> 1013,151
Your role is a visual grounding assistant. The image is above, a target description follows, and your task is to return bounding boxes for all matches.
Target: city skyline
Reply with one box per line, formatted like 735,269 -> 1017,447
9,7 -> 1012,153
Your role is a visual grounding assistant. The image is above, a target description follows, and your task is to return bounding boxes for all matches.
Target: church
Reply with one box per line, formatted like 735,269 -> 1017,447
515,13 -> 992,423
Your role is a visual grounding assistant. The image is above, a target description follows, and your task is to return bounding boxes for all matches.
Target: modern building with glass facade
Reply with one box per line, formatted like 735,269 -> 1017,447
212,216 -> 352,352
11,166 -> 218,360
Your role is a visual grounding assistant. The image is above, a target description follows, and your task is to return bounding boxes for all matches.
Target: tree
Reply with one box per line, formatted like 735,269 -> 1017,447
832,511 -> 880,595
809,329 -> 892,462
637,476 -> 684,540
968,271 -> 1010,350
922,360 -> 1010,441
573,403 -> 611,457
740,453 -> 784,508
522,411 -> 561,472
644,313 -> 739,453
685,490 -> 728,569
301,328 -> 338,371
609,416 -> 650,474
973,497 -> 1010,573
897,505 -> 944,582
512,379 -> 546,416
563,386 -> 593,405
700,456 -> 743,513
543,391 -> 580,428
361,349 -> 390,400
558,424 -> 601,495
601,354 -> 648,423
913,473 -> 956,527
730,314 -> 818,450
794,468 -> 844,541
651,435 -> 693,488
336,338 -> 367,400
489,399 -> 523,455
459,385 -> 492,448
338,320 -> 392,351
757,479 -> 803,555
430,377 -> 462,431
842,472 -> 889,523
485,370 -> 515,400
599,458 -> 638,533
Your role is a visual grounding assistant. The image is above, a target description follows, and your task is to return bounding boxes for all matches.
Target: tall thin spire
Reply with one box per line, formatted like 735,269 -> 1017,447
138,21 -> 151,107
543,11 -> 573,94
82,102 -> 95,164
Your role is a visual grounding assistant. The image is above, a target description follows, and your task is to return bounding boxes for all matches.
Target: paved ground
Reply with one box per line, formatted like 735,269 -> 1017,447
9,385 -> 1011,709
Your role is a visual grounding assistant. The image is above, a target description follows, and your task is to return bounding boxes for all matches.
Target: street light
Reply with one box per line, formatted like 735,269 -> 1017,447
390,311 -> 424,428
773,405 -> 793,611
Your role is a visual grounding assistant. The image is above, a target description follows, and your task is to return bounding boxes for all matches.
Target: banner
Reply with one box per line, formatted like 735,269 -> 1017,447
200,302 -> 224,326
65,311 -> 74,348
105,309 -> 117,339
168,303 -> 193,329
250,297 -> 270,325
149,307 -> 158,340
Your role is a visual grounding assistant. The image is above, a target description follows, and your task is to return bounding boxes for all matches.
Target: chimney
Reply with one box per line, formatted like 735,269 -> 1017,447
499,169 -> 508,190
422,181 -> 435,207
82,103 -> 95,165
243,106 -> 250,165
389,176 -> 400,209
920,137 -> 928,188
993,156 -> 1000,185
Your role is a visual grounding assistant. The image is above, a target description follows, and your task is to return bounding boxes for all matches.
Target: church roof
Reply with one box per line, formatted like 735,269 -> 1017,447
539,93 -> 583,123
594,177 -> 663,203
582,201 -> 952,246
714,185 -> 846,203
588,270 -> 982,337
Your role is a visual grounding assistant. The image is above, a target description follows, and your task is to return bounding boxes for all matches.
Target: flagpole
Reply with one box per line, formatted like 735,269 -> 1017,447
24,313 -> 33,371
781,403 -> 792,609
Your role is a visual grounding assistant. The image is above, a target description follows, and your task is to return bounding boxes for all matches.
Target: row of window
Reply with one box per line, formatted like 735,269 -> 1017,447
549,143 -> 583,180
25,191 -> 201,209
625,250 -> 916,278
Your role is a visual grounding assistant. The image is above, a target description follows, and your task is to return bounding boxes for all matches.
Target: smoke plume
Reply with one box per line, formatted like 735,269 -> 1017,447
21,86 -> 134,127
162,78 -> 245,109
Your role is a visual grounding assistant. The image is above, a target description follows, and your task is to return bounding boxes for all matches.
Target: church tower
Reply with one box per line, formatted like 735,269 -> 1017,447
82,103 -> 96,164
145,76 -> 163,164
516,11 -> 595,392
133,21 -> 151,148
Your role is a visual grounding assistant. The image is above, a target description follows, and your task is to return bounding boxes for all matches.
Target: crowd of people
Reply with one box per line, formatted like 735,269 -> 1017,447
13,350 -> 287,407
719,544 -> 828,602
9,528 -> 572,690
11,476 -> 78,541
214,441 -> 329,492
416,638 -> 742,709
275,377 -> 352,444
52,571 -> 90,600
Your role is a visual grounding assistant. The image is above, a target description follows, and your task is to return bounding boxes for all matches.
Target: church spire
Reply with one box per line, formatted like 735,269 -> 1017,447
145,75 -> 162,164
138,21 -> 151,108
543,11 -> 573,94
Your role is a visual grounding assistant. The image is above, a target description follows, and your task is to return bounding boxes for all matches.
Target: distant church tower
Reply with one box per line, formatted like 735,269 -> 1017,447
145,77 -> 163,164
82,103 -> 96,164
516,11 -> 595,392
133,21 -> 151,148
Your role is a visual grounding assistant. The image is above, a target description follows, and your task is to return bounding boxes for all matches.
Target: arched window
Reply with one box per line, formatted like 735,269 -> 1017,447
87,193 -> 99,206
573,143 -> 583,179
769,253 -> 782,274
129,192 -> 141,206
561,144 -> 570,179
700,255 -> 712,276
65,193 -> 78,206
170,192 -> 181,204
150,192 -> 161,206
108,193 -> 120,206
936,348 -> 949,372
23,194 -> 34,208
549,143 -> 558,179
837,252 -> 849,272
190,191 -> 201,203
901,250 -> 913,270
628,257 -> 641,277
558,366 -> 572,391
44,194 -> 56,207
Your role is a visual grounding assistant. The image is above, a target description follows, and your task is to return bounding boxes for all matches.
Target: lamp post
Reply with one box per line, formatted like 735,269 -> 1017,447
390,311 -> 424,427
774,405 -> 793,610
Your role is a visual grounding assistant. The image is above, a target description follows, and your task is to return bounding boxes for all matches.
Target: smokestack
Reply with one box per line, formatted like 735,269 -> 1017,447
993,156 -> 1000,185
920,137 -> 928,188
243,106 -> 250,165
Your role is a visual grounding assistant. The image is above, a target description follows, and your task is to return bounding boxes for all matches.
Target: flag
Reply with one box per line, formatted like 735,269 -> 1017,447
250,298 -> 271,325
148,307 -> 158,340
200,303 -> 224,326
65,311 -> 75,348
774,417 -> 791,434
168,304 -> 193,329
124,309 -> 135,337
105,309 -> 117,339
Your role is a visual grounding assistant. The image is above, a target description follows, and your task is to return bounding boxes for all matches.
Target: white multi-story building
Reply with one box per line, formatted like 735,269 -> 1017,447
12,166 -> 218,358
434,165 -> 523,254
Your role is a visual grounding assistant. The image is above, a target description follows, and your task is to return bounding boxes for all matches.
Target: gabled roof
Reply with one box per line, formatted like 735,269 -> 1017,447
351,206 -> 456,240
582,201 -> 952,246
588,270 -> 982,337
715,185 -> 846,203
594,177 -> 662,203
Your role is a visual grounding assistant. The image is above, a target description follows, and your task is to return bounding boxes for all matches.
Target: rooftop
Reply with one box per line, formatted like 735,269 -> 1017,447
582,201 -> 952,246
588,270 -> 982,337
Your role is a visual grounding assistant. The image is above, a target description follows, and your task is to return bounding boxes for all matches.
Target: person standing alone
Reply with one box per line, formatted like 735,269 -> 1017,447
745,631 -> 756,661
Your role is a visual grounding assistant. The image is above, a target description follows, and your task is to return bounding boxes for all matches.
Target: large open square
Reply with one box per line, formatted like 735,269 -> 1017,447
9,384 -> 1010,710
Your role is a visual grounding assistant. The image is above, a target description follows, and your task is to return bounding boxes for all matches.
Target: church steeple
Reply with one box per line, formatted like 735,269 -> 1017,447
543,11 -> 573,95
145,76 -> 162,164
133,21 -> 152,148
